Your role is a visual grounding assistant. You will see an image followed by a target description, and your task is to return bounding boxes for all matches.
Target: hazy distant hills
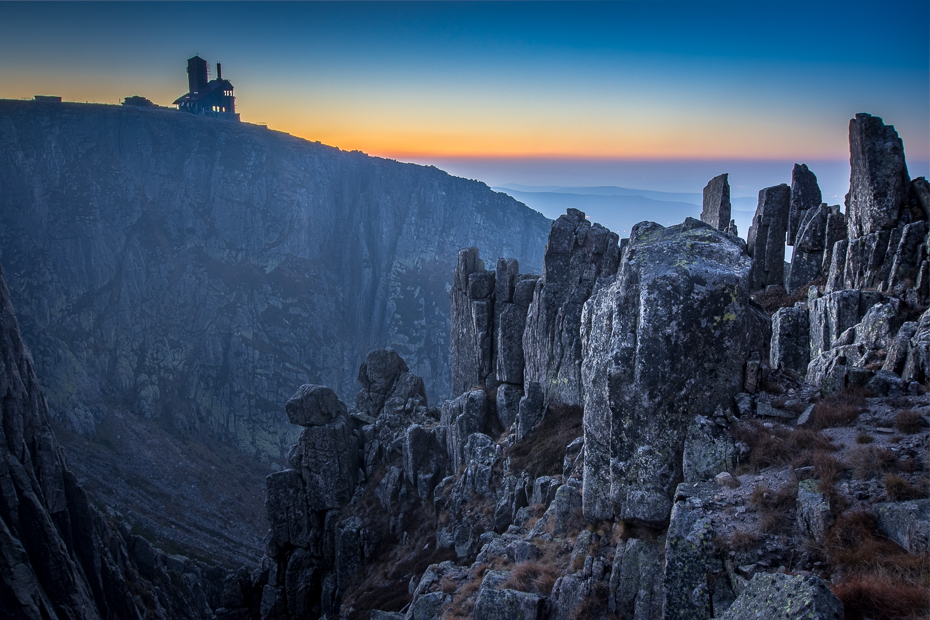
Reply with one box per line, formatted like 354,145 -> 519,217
495,184 -> 757,238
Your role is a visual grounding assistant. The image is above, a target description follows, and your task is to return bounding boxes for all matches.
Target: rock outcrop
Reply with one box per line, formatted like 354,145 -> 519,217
523,209 -> 620,406
700,173 -> 731,232
747,184 -> 791,290
788,163 -> 823,246
580,218 -> 762,525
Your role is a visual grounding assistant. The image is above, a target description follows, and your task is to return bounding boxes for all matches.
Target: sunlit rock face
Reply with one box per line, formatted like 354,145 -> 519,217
0,100 -> 549,460
580,218 -> 765,526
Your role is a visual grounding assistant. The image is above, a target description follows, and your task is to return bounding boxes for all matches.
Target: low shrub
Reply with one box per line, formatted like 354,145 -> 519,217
847,446 -> 898,480
884,474 -> 928,501
501,560 -> 560,596
810,387 -> 868,430
855,433 -> 874,444
750,479 -> 798,533
507,403 -> 583,479
714,529 -> 759,553
894,410 -> 923,435
833,573 -> 929,620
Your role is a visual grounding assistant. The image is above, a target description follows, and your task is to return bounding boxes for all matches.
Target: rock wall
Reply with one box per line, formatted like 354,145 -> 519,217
0,101 -> 549,460
0,262 -> 225,619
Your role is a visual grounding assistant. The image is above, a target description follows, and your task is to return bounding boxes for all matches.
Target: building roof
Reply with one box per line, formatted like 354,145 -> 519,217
173,79 -> 234,105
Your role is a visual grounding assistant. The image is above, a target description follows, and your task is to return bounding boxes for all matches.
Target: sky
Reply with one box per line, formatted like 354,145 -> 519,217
1,1 -> 928,201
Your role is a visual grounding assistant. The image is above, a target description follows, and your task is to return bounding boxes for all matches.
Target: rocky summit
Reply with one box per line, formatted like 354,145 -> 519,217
2,111 -> 929,620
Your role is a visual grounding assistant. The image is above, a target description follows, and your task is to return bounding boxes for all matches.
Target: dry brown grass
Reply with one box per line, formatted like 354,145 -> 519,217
731,420 -> 836,473
506,403 -> 583,479
855,433 -> 874,444
753,278 -> 824,312
894,410 -> 924,435
749,479 -> 798,533
500,560 -> 561,595
810,387 -> 868,430
847,446 -> 898,480
884,474 -> 928,501
824,510 -> 926,579
571,581 -> 611,620
443,572 -> 483,619
833,574 -> 929,620
714,529 -> 759,553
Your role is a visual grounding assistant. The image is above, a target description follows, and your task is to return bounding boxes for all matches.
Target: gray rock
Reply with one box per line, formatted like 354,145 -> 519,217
871,499 -> 930,554
496,303 -> 529,385
580,219 -> 759,524
797,479 -> 832,545
822,209 -> 847,274
288,416 -> 361,511
496,383 -> 522,431
809,290 -> 886,359
495,257 -> 520,304
516,382 -> 544,441
663,497 -> 715,620
882,320 -> 918,374
788,164 -> 822,246
855,299 -> 901,350
530,475 -> 561,508
770,306 -> 810,375
266,469 -> 315,549
286,384 -> 348,427
902,308 -> 930,383
371,611 -> 404,620
846,112 -> 910,239
747,184 -> 790,290
513,275 -> 540,308
701,173 -> 731,231
406,591 -> 450,620
473,587 -> 541,620
523,209 -> 620,407
530,481 -> 582,538
682,414 -> 735,482
441,389 -> 490,472
610,537 -> 664,620
720,572 -> 843,620
450,248 -> 492,395
547,573 -> 595,620
887,221 -> 929,295
786,203 -> 831,292
864,369 -> 907,397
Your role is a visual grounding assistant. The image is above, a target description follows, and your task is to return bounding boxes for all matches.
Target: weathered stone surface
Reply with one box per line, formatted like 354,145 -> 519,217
609,537 -> 664,620
403,423 -> 446,500
0,263 -> 222,619
356,349 -> 411,416
580,219 -> 759,524
441,389 -> 490,471
495,257 -> 520,304
846,112 -> 910,239
516,381 -> 544,441
288,416 -> 360,511
882,320 -> 918,374
286,384 -> 348,427
450,250 -> 495,395
496,303 -> 529,385
524,209 -> 620,406
529,481 -> 583,538
720,572 -> 843,620
788,164 -> 823,246
770,306 -> 810,375
809,290 -> 886,359
887,221 -> 929,294
787,203 -> 832,292
496,383 -> 522,430
822,209 -> 847,274
473,587 -> 541,620
902,308 -> 930,383
701,173 -> 731,231
406,590 -> 450,620
682,413 -> 735,483
663,497 -> 715,620
855,299 -> 901,350
797,479 -> 832,545
747,184 -> 790,290
871,499 -> 930,554
266,469 -> 315,549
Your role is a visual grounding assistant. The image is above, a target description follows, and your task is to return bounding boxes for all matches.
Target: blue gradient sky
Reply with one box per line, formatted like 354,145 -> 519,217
2,1 -> 927,199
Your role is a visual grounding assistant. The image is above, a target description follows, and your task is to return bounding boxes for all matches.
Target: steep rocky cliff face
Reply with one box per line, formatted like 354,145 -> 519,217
0,263 -> 225,619
0,100 -> 549,461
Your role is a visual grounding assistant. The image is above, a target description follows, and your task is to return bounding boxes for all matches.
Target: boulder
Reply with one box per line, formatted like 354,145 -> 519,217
808,290 -> 886,359
720,572 -> 843,620
516,381 -> 544,441
286,384 -> 348,427
871,499 -> 930,554
788,164 -> 822,246
580,218 -> 759,524
902,308 -> 930,383
846,113 -> 910,239
496,383 -> 522,430
406,591 -> 450,620
701,173 -> 731,231
882,320 -> 918,374
473,587 -> 541,620
797,479 -> 833,545
441,389 -> 490,472
524,209 -> 620,407
662,496 -> 715,620
770,306 -> 810,375
822,209 -> 847,274
266,469 -> 316,549
355,349 -> 412,417
747,184 -> 790,290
